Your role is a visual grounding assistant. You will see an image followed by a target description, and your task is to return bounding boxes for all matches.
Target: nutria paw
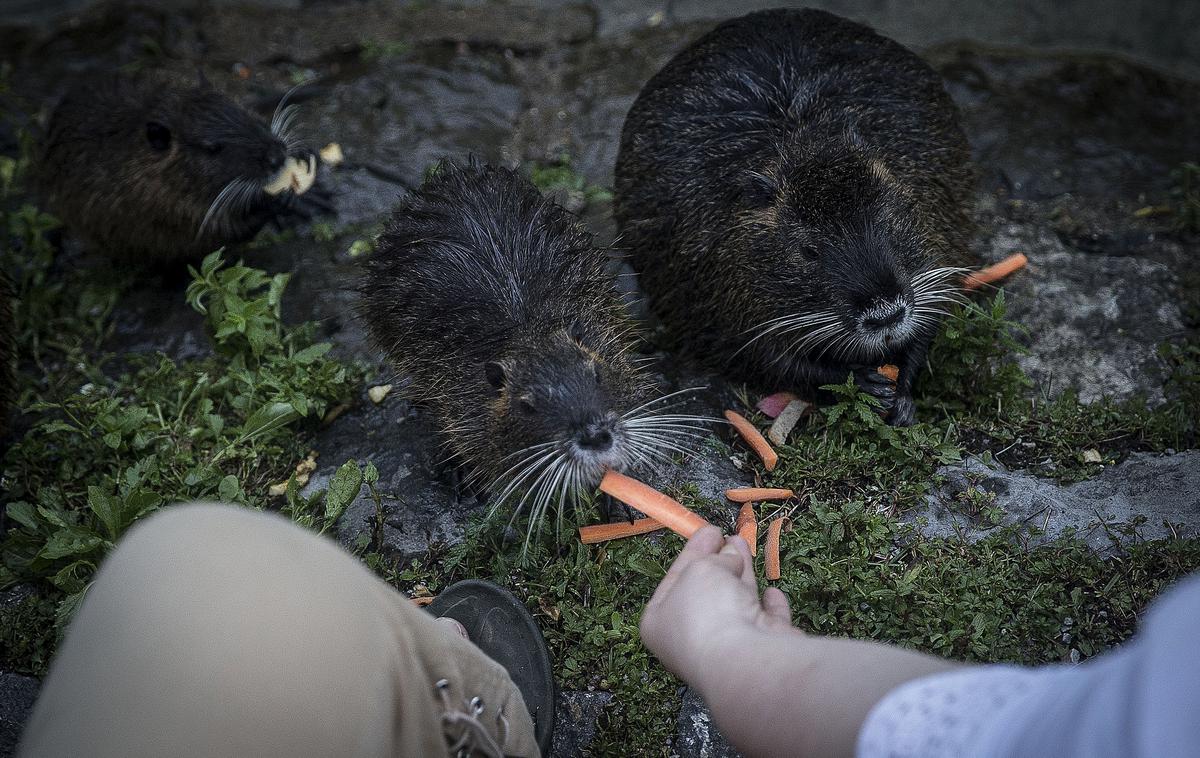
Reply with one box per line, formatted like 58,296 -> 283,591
853,366 -> 896,409
889,395 -> 917,427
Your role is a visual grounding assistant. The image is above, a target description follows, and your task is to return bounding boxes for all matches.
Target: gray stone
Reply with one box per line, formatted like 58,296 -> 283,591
914,452 -> 1200,551
977,220 -> 1183,404
299,384 -> 480,563
550,690 -> 612,757
0,672 -> 38,758
674,687 -> 740,758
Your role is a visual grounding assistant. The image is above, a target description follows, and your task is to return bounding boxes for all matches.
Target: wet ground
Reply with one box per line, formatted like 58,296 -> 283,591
2,1 -> 1199,755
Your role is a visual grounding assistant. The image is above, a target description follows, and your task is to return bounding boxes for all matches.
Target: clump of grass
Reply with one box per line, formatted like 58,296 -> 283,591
1,232 -> 365,661
359,39 -> 411,63
527,155 -> 613,210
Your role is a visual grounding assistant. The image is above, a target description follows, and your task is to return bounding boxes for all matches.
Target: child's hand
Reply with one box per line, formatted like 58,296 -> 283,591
639,526 -> 796,691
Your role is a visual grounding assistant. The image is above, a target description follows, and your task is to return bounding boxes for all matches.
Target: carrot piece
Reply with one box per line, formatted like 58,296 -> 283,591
598,470 -> 713,539
725,487 -> 794,503
724,409 -> 779,472
962,252 -> 1028,291
578,517 -> 666,544
764,517 -> 791,581
735,503 -> 757,556
877,364 -> 899,382
411,596 -> 435,607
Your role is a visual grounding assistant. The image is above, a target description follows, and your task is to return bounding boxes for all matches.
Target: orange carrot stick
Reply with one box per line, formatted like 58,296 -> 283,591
764,517 -> 791,580
578,517 -> 666,544
411,596 -> 435,607
735,503 -> 757,556
724,410 -> 779,472
725,487 -> 794,503
877,364 -> 899,382
599,470 -> 713,539
962,253 -> 1028,291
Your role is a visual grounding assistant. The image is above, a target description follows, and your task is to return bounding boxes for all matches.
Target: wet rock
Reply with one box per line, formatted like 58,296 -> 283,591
674,687 -> 740,758
974,214 -> 1183,403
299,385 -> 477,562
913,452 -> 1200,550
0,672 -> 38,758
550,690 -> 612,757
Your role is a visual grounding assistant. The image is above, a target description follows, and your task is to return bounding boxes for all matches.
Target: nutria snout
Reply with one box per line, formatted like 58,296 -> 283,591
614,8 -> 975,425
38,72 -> 319,261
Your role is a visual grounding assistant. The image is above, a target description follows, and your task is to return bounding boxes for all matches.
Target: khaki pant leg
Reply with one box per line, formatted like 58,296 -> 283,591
18,503 -> 539,758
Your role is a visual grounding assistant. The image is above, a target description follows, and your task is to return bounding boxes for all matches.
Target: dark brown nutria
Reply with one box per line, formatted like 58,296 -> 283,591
614,8 -> 975,426
359,160 -> 703,536
38,72 -> 321,261
0,274 -> 11,440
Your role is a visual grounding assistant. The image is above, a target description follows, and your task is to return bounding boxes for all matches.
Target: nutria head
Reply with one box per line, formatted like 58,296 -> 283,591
39,73 -> 317,259
737,133 -> 963,363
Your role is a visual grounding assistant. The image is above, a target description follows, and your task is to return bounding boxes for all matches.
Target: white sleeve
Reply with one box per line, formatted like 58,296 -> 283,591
857,574 -> 1200,758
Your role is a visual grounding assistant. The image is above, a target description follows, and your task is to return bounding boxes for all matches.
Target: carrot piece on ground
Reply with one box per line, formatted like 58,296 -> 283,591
877,364 -> 900,382
724,409 -> 779,472
411,596 -> 435,607
764,517 -> 791,581
725,487 -> 794,503
962,252 -> 1028,291
599,470 -> 713,539
735,503 -> 757,556
578,517 -> 665,544
756,391 -> 799,419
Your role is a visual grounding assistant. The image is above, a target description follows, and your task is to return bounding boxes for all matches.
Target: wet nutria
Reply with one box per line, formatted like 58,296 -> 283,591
39,72 -> 321,261
614,9 -> 974,426
360,160 -> 700,532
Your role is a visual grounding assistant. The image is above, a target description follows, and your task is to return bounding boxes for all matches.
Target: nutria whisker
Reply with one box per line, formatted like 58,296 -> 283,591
198,176 -> 260,240
620,386 -> 707,420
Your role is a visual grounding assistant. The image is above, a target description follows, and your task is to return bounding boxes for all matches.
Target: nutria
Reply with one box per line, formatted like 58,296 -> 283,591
614,9 -> 974,426
38,72 -> 322,261
359,160 -> 700,533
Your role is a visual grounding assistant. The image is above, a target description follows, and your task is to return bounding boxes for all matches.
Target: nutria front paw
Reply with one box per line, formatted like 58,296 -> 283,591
888,394 -> 916,427
853,366 -> 896,412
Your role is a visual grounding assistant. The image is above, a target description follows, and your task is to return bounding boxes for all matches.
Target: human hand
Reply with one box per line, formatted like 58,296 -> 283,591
640,525 -> 795,692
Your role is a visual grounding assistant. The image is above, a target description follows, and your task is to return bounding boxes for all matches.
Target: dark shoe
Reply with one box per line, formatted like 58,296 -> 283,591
427,579 -> 555,755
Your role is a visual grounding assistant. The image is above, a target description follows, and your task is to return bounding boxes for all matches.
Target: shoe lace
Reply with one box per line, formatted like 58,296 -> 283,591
435,678 -> 512,758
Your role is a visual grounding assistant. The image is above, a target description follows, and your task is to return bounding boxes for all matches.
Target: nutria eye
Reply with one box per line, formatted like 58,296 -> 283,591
145,121 -> 172,151
517,398 -> 537,416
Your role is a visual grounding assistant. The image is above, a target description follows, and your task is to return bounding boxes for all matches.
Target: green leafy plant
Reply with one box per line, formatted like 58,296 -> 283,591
527,155 -> 614,209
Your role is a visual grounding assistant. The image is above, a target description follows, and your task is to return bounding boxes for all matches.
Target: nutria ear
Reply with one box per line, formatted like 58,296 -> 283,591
484,361 -> 507,394
568,317 -> 589,345
740,170 -> 778,208
145,121 -> 172,151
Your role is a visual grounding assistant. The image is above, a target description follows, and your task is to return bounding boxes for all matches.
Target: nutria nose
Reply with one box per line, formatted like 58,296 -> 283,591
578,427 -> 614,452
862,305 -> 906,330
267,147 -> 286,171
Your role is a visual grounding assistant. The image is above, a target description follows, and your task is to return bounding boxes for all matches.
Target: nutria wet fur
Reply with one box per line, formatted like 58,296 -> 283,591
39,72 -> 317,261
361,161 -> 696,524
614,9 -> 974,425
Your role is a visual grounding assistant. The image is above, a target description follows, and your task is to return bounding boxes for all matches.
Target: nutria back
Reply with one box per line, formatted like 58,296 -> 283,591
38,72 -> 317,261
614,8 -> 974,425
361,160 -> 696,519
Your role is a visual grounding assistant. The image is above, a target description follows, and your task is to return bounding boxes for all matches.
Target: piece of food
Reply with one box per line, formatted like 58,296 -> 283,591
767,398 -> 811,445
764,516 -> 791,581
410,596 -> 435,607
599,470 -> 713,539
962,252 -> 1028,291
735,503 -> 757,556
876,364 -> 899,382
725,487 -> 794,503
319,142 -> 345,167
367,384 -> 393,404
724,409 -> 778,472
577,517 -> 666,544
756,391 -> 799,419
